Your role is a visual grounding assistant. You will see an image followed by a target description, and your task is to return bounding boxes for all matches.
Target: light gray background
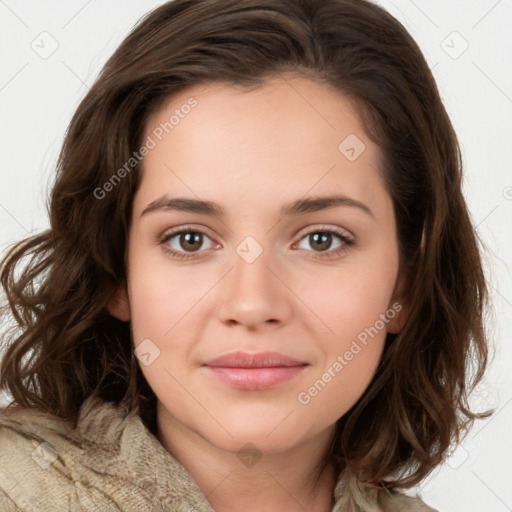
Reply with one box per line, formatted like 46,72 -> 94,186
0,1 -> 511,510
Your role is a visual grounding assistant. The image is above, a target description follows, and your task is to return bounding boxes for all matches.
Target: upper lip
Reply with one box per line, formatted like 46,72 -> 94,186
202,351 -> 309,368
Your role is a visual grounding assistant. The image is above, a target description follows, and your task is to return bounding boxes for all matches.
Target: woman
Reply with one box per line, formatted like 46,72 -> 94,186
0,0 -> 490,510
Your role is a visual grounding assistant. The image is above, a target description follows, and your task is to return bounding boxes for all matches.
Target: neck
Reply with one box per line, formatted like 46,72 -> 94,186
156,405 -> 338,512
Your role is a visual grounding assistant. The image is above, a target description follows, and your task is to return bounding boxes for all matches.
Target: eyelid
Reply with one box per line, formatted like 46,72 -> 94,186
159,224 -> 219,246
294,223 -> 354,242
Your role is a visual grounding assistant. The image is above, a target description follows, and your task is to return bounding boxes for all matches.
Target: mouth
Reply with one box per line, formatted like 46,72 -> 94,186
202,351 -> 309,390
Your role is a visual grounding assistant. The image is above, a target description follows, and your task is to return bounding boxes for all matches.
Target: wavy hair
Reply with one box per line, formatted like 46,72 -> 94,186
1,0 -> 490,497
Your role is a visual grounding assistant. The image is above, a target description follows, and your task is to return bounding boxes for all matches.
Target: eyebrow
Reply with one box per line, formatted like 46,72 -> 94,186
140,194 -> 374,219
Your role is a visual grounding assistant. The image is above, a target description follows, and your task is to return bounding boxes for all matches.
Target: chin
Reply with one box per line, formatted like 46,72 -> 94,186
205,412 -> 316,453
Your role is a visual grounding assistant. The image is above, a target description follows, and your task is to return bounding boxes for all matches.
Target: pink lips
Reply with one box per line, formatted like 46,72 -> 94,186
202,351 -> 309,390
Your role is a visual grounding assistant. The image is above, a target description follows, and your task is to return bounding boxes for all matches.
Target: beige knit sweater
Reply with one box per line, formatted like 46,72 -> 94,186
0,396 -> 438,512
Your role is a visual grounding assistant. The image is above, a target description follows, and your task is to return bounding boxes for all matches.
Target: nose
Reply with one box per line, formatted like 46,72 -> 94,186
217,240 -> 293,331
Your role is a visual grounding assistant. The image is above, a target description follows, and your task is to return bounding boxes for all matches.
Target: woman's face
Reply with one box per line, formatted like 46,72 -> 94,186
111,75 -> 405,456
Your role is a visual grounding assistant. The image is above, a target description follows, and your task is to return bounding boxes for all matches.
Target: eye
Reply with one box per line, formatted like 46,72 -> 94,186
294,226 -> 354,260
159,226 -> 218,260
159,225 -> 355,261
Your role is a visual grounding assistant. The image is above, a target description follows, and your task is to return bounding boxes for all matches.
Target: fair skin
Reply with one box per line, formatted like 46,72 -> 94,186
109,75 -> 407,512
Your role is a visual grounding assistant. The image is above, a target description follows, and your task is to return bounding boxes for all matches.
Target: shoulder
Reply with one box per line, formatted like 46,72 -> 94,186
0,400 -> 96,509
379,489 -> 440,512
0,403 -> 74,509
332,473 -> 440,512
0,396 -> 132,510
0,397 -> 215,511
0,488 -> 22,511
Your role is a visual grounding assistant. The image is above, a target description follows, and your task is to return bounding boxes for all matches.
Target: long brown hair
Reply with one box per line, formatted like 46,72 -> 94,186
1,0 -> 490,493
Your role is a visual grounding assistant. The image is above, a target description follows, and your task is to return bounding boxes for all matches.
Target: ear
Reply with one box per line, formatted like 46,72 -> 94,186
386,271 -> 409,334
107,283 -> 131,322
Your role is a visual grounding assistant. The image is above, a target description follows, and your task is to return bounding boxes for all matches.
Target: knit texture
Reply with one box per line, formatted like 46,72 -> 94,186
0,396 -> 438,512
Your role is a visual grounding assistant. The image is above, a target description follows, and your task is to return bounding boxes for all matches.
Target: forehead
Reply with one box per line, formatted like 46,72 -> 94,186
145,76 -> 369,151
136,76 -> 388,219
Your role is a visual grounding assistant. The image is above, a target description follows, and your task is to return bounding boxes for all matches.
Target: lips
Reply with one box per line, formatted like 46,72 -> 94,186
202,351 -> 309,390
203,351 -> 308,368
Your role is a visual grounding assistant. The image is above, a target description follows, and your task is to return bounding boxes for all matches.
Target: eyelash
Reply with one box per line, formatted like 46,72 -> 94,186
159,225 -> 355,261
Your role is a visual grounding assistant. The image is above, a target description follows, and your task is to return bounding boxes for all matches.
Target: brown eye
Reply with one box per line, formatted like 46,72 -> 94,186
178,232 -> 204,252
307,232 -> 337,252
295,227 -> 354,260
160,227 -> 217,260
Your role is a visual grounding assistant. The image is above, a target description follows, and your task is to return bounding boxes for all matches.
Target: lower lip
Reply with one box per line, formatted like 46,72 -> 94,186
204,366 -> 308,390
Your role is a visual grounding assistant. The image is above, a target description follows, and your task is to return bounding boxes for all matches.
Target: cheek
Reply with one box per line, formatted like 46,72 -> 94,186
292,255 -> 396,417
127,247 -> 213,342
296,274 -> 389,421
127,250 -> 220,397
296,258 -> 397,344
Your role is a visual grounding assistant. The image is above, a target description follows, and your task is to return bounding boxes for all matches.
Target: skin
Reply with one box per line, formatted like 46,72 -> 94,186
109,75 -> 408,512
